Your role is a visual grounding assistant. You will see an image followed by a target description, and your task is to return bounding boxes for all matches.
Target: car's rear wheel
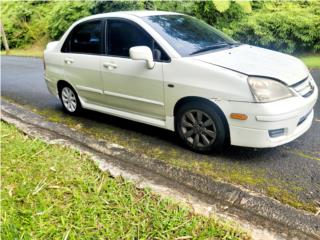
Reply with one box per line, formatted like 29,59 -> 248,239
175,101 -> 228,153
59,85 -> 81,114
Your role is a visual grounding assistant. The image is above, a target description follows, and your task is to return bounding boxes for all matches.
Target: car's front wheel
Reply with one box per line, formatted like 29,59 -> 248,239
59,85 -> 81,114
175,101 -> 228,153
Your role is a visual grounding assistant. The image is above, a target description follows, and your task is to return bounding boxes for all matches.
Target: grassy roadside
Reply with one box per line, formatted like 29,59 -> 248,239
36,107 -> 318,213
2,95 -> 318,214
1,47 -> 319,69
1,46 -> 43,58
298,54 -> 320,69
0,121 -> 249,240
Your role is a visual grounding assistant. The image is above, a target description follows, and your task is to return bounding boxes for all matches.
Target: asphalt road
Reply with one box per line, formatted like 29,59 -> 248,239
2,56 -> 320,208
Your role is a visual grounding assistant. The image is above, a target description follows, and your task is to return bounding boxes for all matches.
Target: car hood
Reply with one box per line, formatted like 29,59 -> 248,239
193,45 -> 308,86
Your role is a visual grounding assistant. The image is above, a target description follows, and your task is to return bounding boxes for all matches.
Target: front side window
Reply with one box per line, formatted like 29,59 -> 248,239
63,20 -> 103,54
107,19 -> 169,61
143,15 -> 238,57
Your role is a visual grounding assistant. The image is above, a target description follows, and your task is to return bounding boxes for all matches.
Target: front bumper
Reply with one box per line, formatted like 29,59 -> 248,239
212,84 -> 318,148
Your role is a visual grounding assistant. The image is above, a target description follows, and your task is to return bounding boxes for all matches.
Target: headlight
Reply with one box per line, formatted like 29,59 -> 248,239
248,77 -> 295,102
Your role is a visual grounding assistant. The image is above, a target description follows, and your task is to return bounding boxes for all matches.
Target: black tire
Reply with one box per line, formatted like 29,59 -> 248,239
175,101 -> 228,153
58,84 -> 82,115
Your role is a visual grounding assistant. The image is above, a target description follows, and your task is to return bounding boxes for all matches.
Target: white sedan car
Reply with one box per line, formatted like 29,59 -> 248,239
44,11 -> 318,153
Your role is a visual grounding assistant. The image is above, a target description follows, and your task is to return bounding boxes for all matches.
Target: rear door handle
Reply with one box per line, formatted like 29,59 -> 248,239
103,62 -> 117,69
64,58 -> 74,64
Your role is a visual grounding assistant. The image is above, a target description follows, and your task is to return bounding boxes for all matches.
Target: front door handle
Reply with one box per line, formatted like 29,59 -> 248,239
64,58 -> 74,64
103,62 -> 117,69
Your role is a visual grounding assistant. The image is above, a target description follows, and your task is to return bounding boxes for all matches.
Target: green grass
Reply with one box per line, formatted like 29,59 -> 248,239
298,54 -> 320,69
0,122 -> 249,240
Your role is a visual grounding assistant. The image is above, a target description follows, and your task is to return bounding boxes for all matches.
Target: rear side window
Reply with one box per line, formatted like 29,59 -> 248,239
107,19 -> 169,61
62,20 -> 103,54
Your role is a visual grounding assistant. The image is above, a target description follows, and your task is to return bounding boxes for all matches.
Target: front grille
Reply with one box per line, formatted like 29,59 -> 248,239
291,76 -> 314,97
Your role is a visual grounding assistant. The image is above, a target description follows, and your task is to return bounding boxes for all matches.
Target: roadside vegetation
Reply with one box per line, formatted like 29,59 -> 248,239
1,1 -> 319,55
1,122 -> 249,240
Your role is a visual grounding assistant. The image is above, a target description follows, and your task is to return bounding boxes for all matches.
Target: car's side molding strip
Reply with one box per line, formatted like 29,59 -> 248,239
79,97 -> 167,129
102,90 -> 164,106
76,85 -> 103,94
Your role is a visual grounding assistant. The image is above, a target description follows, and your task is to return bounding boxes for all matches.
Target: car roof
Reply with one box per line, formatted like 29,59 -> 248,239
79,10 -> 182,22
119,10 -> 182,17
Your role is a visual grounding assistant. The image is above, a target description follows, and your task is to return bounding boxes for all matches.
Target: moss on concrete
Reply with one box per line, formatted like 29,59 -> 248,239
267,186 -> 316,212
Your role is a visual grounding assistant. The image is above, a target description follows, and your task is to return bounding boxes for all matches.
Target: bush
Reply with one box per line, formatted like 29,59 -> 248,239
47,1 -> 96,40
192,1 -> 246,29
91,0 -> 145,14
224,1 -> 320,53
1,1 -> 50,48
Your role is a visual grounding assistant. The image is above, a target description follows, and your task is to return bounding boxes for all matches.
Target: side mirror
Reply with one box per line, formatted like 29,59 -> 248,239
129,46 -> 155,69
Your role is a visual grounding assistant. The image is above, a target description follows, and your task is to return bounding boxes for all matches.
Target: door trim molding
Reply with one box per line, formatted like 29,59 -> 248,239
103,90 -> 164,106
79,97 -> 167,129
76,85 -> 103,94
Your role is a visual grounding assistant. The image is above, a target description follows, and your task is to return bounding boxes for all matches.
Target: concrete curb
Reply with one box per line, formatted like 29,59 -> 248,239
1,98 -> 319,239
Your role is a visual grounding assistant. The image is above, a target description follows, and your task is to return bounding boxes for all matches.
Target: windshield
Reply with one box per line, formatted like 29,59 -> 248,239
143,14 -> 237,57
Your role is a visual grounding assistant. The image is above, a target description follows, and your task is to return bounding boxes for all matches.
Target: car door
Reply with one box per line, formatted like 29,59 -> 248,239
100,18 -> 169,120
61,19 -> 104,105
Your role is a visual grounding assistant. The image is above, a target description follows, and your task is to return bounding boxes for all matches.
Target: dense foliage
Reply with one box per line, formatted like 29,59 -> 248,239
225,2 -> 320,53
1,0 -> 319,54
1,1 -> 51,48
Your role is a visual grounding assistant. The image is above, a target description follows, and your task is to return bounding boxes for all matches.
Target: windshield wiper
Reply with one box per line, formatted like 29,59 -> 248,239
190,43 -> 230,55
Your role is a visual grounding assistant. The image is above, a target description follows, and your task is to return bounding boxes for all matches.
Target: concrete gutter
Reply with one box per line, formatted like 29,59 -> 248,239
1,98 -> 319,240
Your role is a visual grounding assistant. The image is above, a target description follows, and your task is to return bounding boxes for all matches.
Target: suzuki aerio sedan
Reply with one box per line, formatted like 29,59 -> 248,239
44,11 -> 318,153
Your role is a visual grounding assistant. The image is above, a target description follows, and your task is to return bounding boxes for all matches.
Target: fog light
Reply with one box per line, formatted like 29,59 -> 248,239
268,128 -> 285,138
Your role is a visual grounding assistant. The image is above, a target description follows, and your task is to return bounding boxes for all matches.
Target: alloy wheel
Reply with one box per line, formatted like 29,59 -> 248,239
180,110 -> 217,148
61,87 -> 77,112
